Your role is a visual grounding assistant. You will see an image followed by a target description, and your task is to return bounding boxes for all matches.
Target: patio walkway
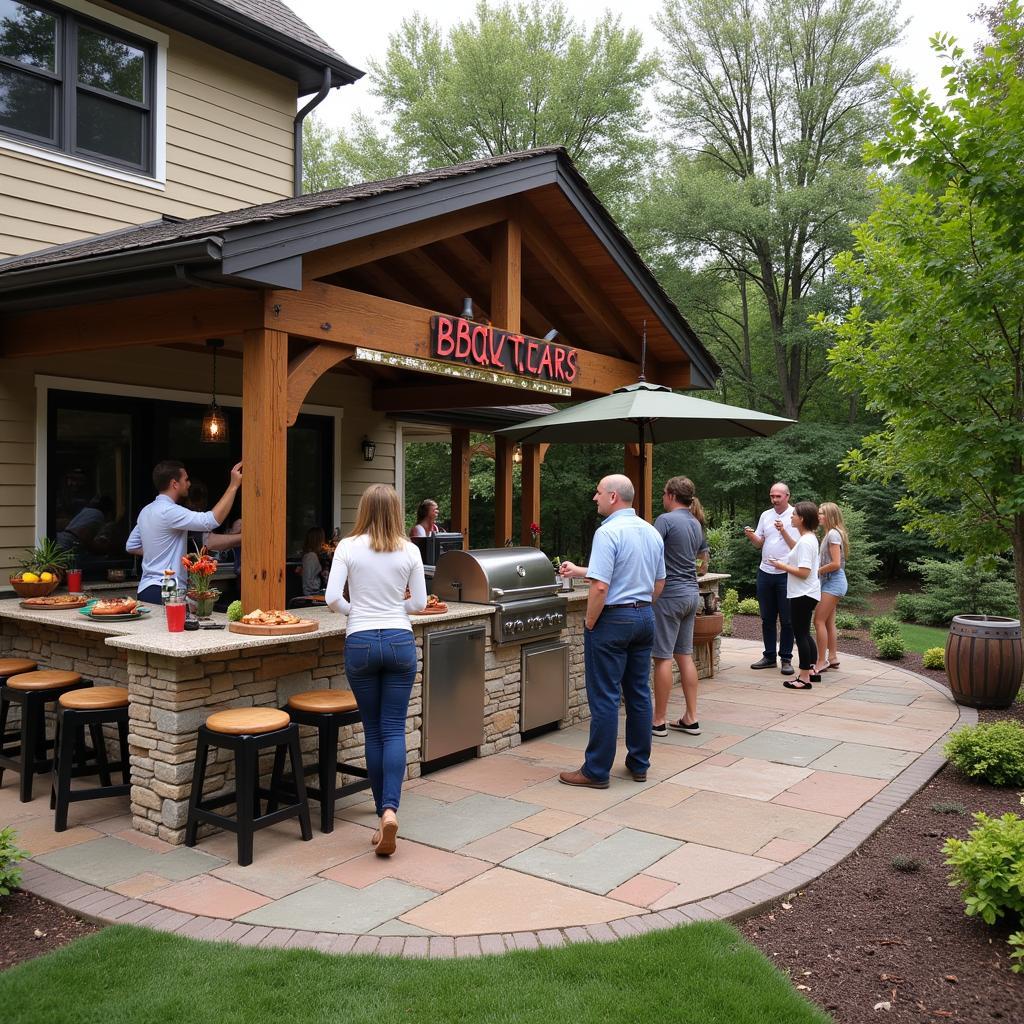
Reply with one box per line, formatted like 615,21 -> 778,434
6,639 -> 971,957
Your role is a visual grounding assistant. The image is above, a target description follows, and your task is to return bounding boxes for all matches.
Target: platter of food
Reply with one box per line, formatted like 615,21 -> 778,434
415,595 -> 449,615
20,594 -> 91,610
227,609 -> 319,635
79,598 -> 151,621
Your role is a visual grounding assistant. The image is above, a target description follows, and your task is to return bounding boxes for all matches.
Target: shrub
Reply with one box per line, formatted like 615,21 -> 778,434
890,856 -> 921,872
944,809 -> 1024,971
0,826 -> 26,896
945,722 -> 1024,786
875,633 -> 906,659
869,616 -> 902,643
835,610 -> 864,631
721,589 -> 740,617
893,593 -> 919,622
922,646 -> 945,670
831,504 -> 880,610
902,556 -> 1019,626
930,800 -> 967,815
737,597 -> 761,616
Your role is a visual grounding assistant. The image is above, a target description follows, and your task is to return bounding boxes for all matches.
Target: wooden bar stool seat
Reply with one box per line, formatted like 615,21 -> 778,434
0,658 -> 37,680
274,689 -> 370,834
186,709 -> 311,867
51,686 -> 130,832
1,670 -> 90,802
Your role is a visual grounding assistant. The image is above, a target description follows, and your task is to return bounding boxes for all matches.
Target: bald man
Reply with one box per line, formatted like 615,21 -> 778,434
558,475 -> 666,788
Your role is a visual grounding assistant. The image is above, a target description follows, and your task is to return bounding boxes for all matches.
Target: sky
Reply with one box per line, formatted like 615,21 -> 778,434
285,0 -> 987,131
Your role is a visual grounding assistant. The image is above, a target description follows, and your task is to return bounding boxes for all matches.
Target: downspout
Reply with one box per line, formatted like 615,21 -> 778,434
293,67 -> 333,197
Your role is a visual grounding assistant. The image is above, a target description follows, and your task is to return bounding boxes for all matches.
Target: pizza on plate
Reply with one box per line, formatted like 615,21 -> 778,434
240,609 -> 301,626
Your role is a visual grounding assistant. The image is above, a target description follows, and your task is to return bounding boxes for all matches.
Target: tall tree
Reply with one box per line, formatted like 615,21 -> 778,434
644,0 -> 902,417
302,1 -> 658,210
823,4 -> 1024,616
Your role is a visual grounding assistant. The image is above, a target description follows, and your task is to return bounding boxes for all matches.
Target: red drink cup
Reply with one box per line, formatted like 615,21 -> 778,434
165,601 -> 186,632
66,569 -> 82,593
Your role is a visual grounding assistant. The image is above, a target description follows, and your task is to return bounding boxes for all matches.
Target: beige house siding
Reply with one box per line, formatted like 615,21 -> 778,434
0,348 -> 397,575
0,3 -> 297,260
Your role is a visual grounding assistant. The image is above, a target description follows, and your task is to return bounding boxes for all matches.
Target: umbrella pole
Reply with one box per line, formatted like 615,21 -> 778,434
638,422 -> 648,521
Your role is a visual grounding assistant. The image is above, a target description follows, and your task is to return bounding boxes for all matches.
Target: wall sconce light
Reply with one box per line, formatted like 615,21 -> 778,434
361,436 -> 376,462
460,296 -> 474,320
543,328 -> 559,341
512,444 -> 523,465
200,338 -> 228,443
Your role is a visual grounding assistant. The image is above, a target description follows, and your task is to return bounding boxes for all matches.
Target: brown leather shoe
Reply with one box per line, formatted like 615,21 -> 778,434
558,769 -> 609,789
630,771 -> 647,783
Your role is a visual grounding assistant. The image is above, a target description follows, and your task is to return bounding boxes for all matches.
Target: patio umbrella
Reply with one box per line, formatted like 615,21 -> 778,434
496,381 -> 794,511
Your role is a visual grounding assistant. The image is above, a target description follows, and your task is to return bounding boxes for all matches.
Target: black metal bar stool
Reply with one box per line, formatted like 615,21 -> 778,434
50,686 -> 131,831
277,689 -> 370,833
0,658 -> 38,750
0,670 -> 90,802
185,707 -> 312,867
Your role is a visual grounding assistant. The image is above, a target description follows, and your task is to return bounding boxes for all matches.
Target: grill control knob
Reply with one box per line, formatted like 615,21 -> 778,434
512,619 -> 525,633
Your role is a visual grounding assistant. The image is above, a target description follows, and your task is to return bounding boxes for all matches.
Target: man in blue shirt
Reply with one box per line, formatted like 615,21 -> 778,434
126,459 -> 242,603
557,474 -> 665,787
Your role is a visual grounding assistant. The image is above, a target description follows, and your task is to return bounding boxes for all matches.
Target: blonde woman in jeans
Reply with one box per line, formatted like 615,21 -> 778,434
326,485 -> 427,856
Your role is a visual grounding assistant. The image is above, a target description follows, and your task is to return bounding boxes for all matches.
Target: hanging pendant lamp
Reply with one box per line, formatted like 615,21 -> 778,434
201,338 -> 228,443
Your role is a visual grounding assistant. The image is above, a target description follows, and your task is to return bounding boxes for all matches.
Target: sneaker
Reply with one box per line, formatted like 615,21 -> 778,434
780,660 -> 795,676
668,718 -> 701,735
652,722 -> 668,738
750,657 -> 777,670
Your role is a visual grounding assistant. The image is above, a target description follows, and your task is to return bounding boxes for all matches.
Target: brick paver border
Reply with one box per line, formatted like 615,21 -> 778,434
17,663 -> 977,958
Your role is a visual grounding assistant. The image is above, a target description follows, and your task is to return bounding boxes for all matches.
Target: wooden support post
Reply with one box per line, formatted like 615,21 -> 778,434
450,428 -> 471,548
624,443 -> 654,522
242,328 -> 289,610
520,443 -> 542,545
494,437 -> 514,546
490,220 -> 522,333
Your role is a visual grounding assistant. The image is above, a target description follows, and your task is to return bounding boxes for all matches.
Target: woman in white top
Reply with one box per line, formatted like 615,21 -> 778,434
409,499 -> 440,538
768,501 -> 822,690
814,502 -> 850,673
326,484 -> 427,856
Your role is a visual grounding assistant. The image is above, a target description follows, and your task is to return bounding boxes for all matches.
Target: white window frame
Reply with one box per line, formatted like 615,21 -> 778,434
34,374 -> 342,540
0,0 -> 168,189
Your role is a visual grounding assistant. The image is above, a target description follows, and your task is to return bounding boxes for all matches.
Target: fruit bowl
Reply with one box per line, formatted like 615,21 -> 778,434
9,574 -> 61,598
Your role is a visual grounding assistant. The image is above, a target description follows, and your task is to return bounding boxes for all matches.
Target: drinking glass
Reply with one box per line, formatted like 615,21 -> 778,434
165,590 -> 186,633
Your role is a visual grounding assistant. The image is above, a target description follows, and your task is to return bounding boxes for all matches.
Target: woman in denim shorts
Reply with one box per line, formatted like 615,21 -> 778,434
813,502 -> 849,673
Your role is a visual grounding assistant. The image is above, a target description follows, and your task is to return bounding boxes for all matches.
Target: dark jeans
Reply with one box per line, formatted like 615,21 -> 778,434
582,606 -> 654,782
344,628 -> 416,816
789,595 -> 819,671
756,569 -> 793,661
138,584 -> 163,604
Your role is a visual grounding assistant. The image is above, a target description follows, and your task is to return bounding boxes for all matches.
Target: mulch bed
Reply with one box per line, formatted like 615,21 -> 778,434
0,889 -> 98,971
729,613 -> 1024,1022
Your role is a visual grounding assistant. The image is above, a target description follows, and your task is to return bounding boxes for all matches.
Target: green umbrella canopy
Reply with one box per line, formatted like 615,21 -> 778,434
496,382 -> 794,445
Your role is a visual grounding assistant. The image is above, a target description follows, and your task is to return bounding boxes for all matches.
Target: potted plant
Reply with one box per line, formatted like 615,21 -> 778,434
9,537 -> 72,597
693,590 -> 725,643
182,546 -> 220,618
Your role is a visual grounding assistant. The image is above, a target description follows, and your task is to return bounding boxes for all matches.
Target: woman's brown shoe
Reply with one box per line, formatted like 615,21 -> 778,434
374,810 -> 398,857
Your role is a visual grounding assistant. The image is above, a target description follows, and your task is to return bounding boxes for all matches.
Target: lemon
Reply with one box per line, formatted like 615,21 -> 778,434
40,572 -> 54,583
21,572 -> 39,583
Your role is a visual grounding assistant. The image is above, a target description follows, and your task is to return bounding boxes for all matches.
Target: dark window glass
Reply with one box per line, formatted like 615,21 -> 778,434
0,0 -> 56,71
77,26 -> 143,100
76,89 -> 143,165
0,65 -> 52,138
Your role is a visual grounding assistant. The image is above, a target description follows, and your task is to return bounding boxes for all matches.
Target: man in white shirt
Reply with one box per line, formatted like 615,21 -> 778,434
126,459 -> 242,603
743,482 -> 796,675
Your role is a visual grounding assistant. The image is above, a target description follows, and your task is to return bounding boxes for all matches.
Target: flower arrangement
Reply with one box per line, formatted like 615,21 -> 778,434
529,522 -> 541,547
182,547 -> 218,596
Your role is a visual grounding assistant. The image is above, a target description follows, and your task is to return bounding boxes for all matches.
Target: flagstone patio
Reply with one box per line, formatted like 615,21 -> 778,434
5,639 -> 972,956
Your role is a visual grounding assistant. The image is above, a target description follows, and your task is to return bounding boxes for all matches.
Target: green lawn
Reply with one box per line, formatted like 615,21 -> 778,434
897,622 -> 948,655
0,921 -> 830,1024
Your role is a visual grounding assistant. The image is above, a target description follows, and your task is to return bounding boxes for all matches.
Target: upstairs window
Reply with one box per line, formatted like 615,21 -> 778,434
0,0 -> 153,173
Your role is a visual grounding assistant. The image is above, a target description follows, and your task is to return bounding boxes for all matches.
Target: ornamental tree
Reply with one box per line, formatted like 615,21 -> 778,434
822,4 -> 1024,616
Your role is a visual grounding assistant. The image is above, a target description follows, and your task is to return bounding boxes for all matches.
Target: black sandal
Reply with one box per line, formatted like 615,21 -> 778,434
783,679 -> 813,690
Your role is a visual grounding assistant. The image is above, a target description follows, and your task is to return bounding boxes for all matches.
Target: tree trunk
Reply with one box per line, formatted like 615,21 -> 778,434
1013,514 -> 1024,624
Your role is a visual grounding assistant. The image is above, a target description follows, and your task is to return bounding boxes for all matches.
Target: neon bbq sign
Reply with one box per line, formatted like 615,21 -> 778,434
431,315 -> 579,384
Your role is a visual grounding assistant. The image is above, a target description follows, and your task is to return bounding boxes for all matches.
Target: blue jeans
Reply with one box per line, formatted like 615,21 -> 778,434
582,606 -> 654,782
344,628 -> 416,816
756,569 -> 793,661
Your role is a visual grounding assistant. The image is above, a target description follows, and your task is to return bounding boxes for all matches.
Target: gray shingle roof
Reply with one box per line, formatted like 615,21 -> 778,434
210,1 -> 346,65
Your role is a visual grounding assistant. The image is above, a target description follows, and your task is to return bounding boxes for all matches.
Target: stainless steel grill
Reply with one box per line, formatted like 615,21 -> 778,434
432,547 -> 569,645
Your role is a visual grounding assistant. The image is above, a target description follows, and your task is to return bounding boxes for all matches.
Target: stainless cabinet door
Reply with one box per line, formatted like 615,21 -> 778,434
521,641 -> 569,732
423,625 -> 486,762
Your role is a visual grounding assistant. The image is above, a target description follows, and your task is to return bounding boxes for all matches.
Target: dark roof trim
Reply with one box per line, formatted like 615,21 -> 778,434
111,0 -> 363,94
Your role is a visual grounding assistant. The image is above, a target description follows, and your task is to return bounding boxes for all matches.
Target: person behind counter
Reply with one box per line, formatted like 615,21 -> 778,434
300,526 -> 328,596
409,499 -> 440,538
326,484 -> 427,856
126,460 -> 242,603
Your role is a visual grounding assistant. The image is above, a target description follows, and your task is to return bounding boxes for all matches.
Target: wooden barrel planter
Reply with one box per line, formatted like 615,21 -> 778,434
945,615 -> 1024,709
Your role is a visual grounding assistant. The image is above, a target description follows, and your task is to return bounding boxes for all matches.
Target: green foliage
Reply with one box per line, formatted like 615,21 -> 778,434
943,808 -> 1024,970
930,801 -> 967,816
922,646 -> 946,670
945,722 -> 1024,787
874,633 -> 906,660
721,589 -> 740,617
0,826 -> 26,896
869,615 -> 902,643
303,2 -> 658,211
835,610 -> 864,631
890,558 -> 1019,626
226,600 -> 243,623
737,598 -> 761,616
18,536 -> 73,575
890,856 -> 921,873
835,504 -> 880,609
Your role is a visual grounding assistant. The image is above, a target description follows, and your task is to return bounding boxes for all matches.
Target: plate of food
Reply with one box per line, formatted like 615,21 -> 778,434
415,595 -> 449,615
227,609 -> 319,635
79,597 -> 151,620
21,594 -> 91,610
